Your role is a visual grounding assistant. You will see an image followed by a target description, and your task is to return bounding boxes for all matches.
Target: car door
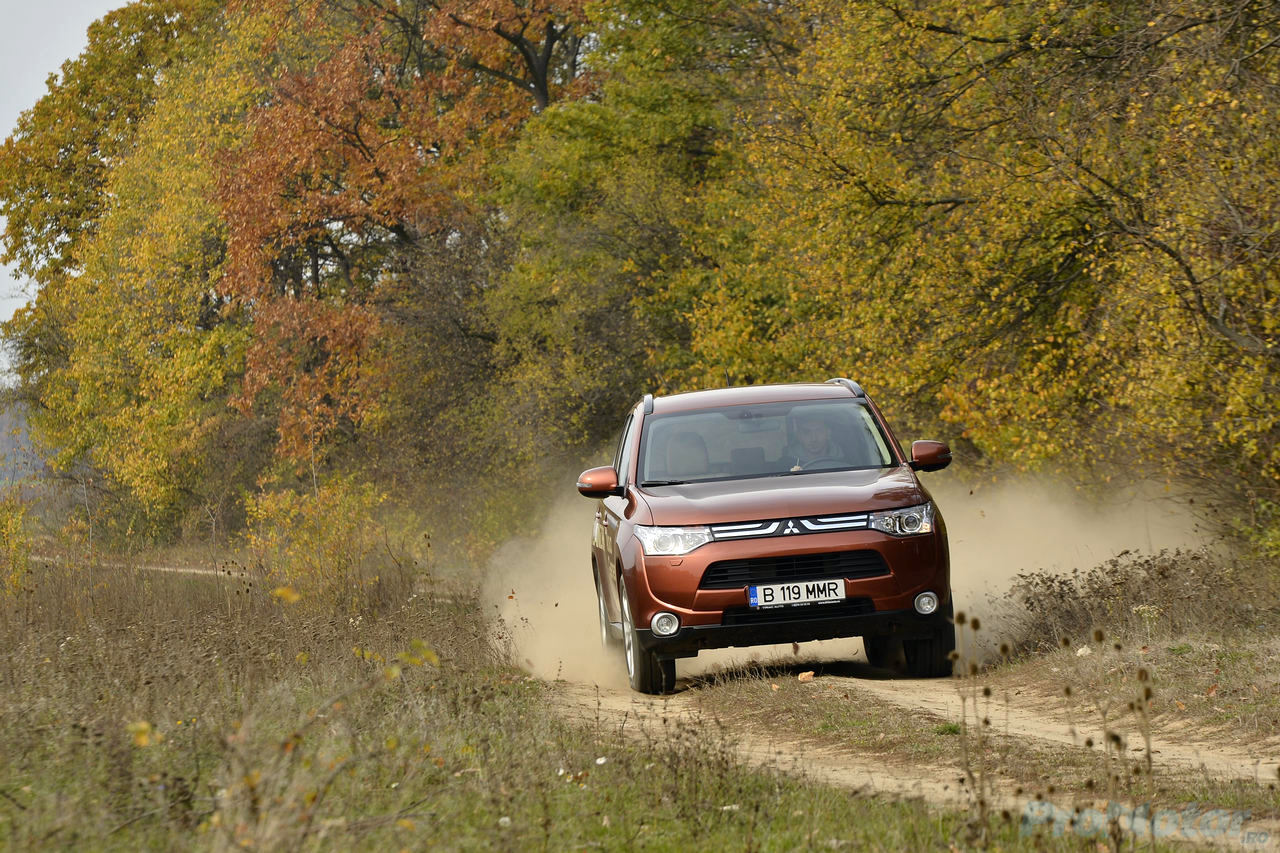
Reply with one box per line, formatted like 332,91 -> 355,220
598,412 -> 636,621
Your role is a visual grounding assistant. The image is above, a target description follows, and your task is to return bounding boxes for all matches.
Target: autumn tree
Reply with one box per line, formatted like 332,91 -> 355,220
485,0 -> 796,459
680,0 -> 1280,541
0,0 -> 223,408
217,0 -> 590,466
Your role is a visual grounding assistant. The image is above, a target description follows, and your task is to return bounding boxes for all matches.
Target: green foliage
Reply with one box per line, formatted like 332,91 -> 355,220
484,0 -> 782,453
673,0 -> 1280,539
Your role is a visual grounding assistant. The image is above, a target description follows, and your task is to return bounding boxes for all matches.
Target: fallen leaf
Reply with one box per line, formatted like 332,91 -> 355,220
770,683 -> 780,692
1175,700 -> 1186,710
1206,684 -> 1219,697
798,671 -> 815,683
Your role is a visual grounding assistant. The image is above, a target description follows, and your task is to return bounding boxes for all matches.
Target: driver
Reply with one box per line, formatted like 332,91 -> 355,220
788,411 -> 844,470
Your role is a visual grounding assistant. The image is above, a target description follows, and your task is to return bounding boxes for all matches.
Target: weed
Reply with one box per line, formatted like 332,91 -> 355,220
1004,549 -> 1277,653
243,477 -> 413,614
0,557 -> 1080,850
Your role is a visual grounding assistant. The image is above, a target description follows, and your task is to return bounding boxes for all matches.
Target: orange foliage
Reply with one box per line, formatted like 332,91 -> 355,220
217,0 -> 589,459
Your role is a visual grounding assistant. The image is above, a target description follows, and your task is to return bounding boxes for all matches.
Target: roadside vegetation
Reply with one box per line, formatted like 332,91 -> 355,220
689,548 -> 1280,822
1,551 -> 1114,851
998,549 -> 1280,752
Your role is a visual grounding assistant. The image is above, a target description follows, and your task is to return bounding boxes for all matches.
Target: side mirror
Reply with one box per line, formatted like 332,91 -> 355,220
910,440 -> 952,472
577,466 -> 622,498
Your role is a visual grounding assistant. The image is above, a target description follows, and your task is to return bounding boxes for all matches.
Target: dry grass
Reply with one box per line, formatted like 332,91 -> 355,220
0,555 -> 1078,850
686,654 -> 1280,824
1002,549 -> 1278,654
994,548 -> 1280,744
678,551 -> 1280,846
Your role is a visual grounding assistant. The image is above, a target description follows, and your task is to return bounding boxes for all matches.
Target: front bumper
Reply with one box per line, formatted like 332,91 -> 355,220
635,602 -> 948,659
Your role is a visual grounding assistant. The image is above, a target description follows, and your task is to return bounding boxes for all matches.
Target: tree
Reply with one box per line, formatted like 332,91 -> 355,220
485,0 -> 794,456
216,0 -> 590,462
17,8 -> 286,535
680,0 -> 1280,538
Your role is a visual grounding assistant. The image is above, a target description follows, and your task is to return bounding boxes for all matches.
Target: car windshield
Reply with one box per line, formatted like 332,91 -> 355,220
637,399 -> 894,485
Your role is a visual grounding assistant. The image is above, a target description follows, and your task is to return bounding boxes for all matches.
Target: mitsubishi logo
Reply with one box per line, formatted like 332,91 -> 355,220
783,519 -> 800,535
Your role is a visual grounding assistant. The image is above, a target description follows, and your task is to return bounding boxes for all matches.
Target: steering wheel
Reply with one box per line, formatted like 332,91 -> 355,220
799,456 -> 844,470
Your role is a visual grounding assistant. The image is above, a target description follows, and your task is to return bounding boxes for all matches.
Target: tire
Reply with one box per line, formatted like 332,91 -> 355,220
619,578 -> 676,694
864,603 -> 956,678
594,567 -> 621,653
863,634 -> 905,672
902,618 -> 956,678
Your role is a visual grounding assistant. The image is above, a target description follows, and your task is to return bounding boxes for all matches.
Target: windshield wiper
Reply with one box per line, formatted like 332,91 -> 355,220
640,479 -> 687,487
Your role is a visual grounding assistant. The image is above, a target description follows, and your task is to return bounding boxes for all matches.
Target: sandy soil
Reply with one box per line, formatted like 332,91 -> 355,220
847,674 -> 1280,784
553,672 -> 1280,850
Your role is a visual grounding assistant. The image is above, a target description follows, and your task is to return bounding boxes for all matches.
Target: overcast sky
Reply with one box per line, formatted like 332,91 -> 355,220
0,0 -> 125,328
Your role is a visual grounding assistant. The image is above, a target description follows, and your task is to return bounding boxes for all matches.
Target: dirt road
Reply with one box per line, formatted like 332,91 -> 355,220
554,666 -> 1280,850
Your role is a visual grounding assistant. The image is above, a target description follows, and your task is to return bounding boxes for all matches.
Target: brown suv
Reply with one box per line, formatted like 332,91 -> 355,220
577,379 -> 954,693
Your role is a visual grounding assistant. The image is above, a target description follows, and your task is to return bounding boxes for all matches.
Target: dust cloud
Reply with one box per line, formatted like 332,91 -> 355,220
484,500 -> 631,690
486,473 -> 1211,684
932,472 -> 1210,658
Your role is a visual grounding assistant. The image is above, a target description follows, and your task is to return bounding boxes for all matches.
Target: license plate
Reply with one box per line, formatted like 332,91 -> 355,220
748,578 -> 845,609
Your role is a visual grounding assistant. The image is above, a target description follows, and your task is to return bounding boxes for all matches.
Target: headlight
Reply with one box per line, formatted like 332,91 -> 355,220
634,525 -> 713,556
869,503 -> 935,537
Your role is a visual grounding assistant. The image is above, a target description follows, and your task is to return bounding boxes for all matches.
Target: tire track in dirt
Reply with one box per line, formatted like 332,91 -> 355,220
553,675 -> 1280,850
555,680 -> 976,809
843,675 -> 1280,785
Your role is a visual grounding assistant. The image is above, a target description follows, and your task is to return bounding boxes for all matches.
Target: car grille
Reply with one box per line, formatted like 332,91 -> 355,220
710,513 -> 869,541
720,597 -> 875,626
699,549 -> 890,589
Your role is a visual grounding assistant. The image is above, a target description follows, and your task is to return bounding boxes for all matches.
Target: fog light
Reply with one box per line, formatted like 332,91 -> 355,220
651,612 -> 680,637
914,591 -> 939,615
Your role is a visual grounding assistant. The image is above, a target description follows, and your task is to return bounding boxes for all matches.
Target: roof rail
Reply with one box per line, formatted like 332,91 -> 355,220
642,393 -> 655,414
826,377 -> 866,397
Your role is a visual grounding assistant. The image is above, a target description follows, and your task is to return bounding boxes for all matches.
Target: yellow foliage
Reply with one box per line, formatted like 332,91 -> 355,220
246,477 -> 389,610
0,491 -> 31,596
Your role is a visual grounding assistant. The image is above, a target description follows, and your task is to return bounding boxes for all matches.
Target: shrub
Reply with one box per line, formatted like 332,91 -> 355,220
1002,549 -> 1277,653
0,489 -> 31,595
244,477 -> 412,613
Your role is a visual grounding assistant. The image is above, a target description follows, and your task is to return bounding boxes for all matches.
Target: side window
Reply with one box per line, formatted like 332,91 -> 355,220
616,415 -> 637,486
613,414 -> 634,479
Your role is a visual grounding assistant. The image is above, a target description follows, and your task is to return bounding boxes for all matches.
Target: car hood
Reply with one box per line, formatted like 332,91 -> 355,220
635,466 -> 926,526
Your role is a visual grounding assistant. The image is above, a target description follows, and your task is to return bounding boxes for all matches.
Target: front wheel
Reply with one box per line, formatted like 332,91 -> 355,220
864,604 -> 956,678
619,578 -> 676,694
